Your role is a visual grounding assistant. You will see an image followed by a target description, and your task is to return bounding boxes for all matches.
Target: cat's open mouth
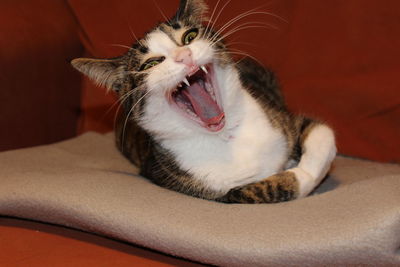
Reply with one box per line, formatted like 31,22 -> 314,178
169,64 -> 225,132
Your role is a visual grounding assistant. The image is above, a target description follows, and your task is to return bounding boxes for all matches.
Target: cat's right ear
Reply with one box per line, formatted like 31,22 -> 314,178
71,58 -> 126,91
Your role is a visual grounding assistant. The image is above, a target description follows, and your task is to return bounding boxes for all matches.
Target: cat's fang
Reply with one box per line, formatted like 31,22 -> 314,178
200,66 -> 208,74
183,78 -> 190,86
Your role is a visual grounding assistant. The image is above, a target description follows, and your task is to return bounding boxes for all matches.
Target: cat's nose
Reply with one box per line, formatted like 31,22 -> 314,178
173,47 -> 194,66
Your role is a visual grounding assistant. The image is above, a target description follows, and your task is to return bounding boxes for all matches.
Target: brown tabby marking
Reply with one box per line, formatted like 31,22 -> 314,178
219,171 -> 299,203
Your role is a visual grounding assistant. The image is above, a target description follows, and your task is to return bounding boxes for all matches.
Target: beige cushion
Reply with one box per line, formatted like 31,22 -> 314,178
1,132 -> 399,266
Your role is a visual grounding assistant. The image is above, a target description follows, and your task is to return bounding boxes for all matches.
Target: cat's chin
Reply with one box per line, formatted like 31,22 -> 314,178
167,63 -> 225,132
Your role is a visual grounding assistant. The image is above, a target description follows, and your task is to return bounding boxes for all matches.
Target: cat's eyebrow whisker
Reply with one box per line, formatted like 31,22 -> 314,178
127,24 -> 145,47
109,44 -> 135,52
204,0 -> 231,40
209,9 -> 284,43
152,0 -> 169,22
217,16 -> 279,43
216,20 -> 279,41
210,24 -> 276,47
206,0 -> 233,40
208,7 -> 263,41
200,22 -> 268,56
204,0 -> 223,38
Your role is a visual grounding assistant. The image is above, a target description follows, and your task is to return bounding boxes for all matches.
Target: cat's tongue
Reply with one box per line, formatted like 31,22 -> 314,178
182,82 -> 224,126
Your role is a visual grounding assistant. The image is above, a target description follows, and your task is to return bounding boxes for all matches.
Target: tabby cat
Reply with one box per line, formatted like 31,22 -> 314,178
72,0 -> 336,203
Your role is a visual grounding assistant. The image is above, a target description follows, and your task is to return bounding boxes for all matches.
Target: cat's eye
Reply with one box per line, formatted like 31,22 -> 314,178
182,28 -> 199,45
140,56 -> 165,71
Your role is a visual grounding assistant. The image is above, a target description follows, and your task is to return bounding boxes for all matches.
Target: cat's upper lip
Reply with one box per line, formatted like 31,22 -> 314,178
186,65 -> 208,76
187,65 -> 200,76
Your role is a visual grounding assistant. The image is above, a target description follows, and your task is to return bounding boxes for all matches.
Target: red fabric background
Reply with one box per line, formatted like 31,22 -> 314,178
68,0 -> 400,162
0,0 -> 83,151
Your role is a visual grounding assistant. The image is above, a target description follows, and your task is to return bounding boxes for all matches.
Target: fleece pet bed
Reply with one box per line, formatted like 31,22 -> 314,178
0,133 -> 399,266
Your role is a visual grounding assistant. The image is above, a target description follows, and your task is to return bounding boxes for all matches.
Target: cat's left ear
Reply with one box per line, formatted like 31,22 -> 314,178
71,57 -> 126,91
175,0 -> 208,23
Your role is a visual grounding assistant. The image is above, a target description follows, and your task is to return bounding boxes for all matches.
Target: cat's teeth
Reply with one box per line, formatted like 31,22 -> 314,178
186,108 -> 198,118
200,66 -> 208,74
205,82 -> 211,92
178,83 -> 182,88
183,78 -> 190,86
205,82 -> 215,98
205,83 -> 217,101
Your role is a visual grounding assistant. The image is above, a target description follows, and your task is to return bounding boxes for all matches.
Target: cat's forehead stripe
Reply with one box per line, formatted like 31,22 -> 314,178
139,46 -> 148,54
166,20 -> 182,30
132,42 -> 149,54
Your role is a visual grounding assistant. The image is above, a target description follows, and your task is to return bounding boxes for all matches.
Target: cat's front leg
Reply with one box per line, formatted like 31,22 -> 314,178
218,171 -> 300,203
218,122 -> 336,204
289,123 -> 336,198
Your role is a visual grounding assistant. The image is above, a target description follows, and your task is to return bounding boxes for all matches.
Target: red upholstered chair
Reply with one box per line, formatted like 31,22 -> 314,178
1,0 -> 399,266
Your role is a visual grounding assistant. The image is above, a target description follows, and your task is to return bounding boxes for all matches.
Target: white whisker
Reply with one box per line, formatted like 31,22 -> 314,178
126,24 -> 144,47
211,11 -> 281,44
204,0 -> 222,38
121,87 -> 154,149
211,24 -> 276,47
109,44 -> 134,51
152,0 -> 170,22
206,0 -> 233,40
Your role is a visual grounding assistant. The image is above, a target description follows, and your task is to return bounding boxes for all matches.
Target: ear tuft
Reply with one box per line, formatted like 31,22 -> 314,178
71,58 -> 126,91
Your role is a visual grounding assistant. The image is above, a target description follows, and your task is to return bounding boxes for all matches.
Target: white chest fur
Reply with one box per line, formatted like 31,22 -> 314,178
161,90 -> 289,194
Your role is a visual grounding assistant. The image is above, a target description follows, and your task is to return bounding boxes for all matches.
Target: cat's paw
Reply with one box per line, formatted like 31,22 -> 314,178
220,171 -> 300,204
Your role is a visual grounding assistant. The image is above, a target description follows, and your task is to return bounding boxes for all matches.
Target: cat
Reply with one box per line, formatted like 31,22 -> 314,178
71,0 -> 336,203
